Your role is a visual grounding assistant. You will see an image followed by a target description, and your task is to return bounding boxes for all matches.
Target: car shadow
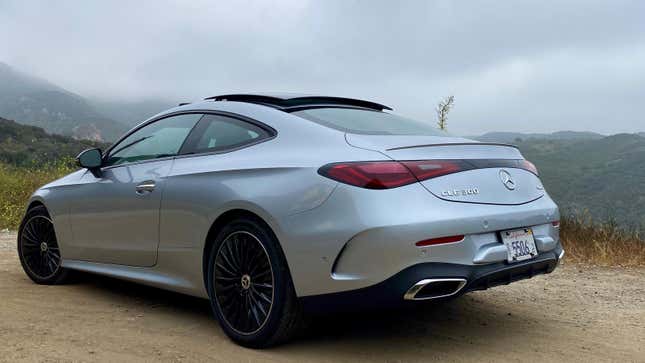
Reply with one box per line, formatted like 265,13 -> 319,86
74,272 -> 549,356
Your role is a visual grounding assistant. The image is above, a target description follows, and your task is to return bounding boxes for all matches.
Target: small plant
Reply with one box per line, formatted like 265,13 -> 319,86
436,95 -> 455,131
0,158 -> 76,229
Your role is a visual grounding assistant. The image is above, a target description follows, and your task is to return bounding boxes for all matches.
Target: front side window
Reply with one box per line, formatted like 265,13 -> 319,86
181,114 -> 270,154
105,113 -> 202,166
292,107 -> 450,136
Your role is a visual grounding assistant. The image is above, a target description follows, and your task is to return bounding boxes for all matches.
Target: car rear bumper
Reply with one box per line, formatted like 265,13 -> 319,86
300,247 -> 562,314
281,181 -> 560,297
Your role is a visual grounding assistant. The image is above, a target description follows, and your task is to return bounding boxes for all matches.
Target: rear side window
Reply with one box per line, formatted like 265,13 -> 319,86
181,114 -> 271,154
292,107 -> 449,136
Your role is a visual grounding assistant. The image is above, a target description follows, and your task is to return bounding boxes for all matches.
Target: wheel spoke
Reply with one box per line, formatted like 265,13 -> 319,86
254,289 -> 272,304
251,268 -> 271,280
22,234 -> 39,246
47,250 -> 61,262
219,244 -> 240,274
224,240 -> 240,271
249,295 -> 262,328
215,262 -> 237,277
24,223 -> 39,243
252,282 -> 273,289
249,290 -> 268,319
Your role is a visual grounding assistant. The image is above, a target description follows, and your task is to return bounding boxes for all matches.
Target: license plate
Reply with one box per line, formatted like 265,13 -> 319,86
501,228 -> 538,262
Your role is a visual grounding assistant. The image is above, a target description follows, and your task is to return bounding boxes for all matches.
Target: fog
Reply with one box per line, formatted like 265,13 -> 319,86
1,0 -> 643,135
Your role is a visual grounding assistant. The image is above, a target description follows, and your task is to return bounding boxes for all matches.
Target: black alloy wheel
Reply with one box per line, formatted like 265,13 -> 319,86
207,217 -> 303,348
213,231 -> 275,335
18,205 -> 69,284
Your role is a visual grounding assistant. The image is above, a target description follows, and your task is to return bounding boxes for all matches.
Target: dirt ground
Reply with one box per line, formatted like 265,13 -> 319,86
1,231 -> 643,362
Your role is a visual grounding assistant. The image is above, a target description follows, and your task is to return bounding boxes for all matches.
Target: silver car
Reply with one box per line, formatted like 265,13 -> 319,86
18,93 -> 563,347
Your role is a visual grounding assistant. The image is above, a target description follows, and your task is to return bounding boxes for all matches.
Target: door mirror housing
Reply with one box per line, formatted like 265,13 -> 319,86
76,148 -> 103,170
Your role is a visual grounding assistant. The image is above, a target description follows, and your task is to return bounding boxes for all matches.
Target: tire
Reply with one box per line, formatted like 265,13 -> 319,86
206,217 -> 303,348
17,205 -> 70,285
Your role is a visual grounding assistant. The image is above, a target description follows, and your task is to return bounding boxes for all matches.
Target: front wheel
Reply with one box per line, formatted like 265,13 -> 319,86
206,217 -> 302,348
17,205 -> 70,284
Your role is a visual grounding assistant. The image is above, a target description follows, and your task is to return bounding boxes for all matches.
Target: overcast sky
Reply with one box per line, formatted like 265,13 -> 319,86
1,0 -> 643,135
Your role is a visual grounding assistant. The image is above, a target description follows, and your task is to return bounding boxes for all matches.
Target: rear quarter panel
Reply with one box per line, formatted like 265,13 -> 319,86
156,118 -> 387,297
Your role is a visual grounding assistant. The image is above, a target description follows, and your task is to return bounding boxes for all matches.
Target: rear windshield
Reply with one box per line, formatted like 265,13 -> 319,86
292,107 -> 449,136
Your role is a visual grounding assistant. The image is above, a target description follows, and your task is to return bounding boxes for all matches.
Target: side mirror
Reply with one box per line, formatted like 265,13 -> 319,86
76,148 -> 103,170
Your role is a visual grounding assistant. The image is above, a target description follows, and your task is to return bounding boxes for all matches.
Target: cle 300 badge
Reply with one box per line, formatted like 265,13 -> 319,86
441,188 -> 480,197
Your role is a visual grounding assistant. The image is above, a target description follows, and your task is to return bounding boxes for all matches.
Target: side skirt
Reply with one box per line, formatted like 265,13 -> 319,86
62,259 -> 209,299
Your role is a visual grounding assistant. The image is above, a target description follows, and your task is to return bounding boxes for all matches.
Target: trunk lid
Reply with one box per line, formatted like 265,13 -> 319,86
346,134 -> 544,205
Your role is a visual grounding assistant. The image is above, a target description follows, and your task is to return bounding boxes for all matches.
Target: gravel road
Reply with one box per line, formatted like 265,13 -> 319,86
1,231 -> 643,362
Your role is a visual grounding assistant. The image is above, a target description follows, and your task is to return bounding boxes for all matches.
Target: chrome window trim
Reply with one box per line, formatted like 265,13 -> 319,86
100,110 -> 277,171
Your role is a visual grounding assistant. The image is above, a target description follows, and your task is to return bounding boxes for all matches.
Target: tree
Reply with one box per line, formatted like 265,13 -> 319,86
436,95 -> 455,131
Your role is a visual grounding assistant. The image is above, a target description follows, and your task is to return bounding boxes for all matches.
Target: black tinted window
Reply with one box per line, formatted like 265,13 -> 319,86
106,113 -> 202,166
292,107 -> 449,136
182,114 -> 270,154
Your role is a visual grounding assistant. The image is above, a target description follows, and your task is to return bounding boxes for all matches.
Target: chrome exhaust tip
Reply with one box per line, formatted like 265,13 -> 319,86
558,249 -> 565,265
403,278 -> 467,301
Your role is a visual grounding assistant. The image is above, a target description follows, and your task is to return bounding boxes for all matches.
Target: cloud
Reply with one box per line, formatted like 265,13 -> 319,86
0,0 -> 643,134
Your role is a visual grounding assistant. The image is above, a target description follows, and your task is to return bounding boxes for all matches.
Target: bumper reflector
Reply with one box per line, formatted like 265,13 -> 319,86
415,235 -> 464,247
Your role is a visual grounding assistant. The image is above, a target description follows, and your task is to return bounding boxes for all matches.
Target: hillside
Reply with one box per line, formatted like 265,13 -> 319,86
0,117 -> 106,166
92,98 -> 174,128
0,62 -> 127,141
479,133 -> 645,232
475,130 -> 605,143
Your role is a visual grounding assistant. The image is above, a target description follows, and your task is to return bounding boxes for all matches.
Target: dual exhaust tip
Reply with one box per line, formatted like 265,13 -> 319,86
404,278 -> 467,300
405,251 -> 564,300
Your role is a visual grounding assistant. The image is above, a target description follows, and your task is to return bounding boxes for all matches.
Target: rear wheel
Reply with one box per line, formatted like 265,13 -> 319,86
17,205 -> 70,284
207,217 -> 302,348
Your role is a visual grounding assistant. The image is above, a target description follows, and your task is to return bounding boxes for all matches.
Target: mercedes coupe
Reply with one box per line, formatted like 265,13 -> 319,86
18,93 -> 564,347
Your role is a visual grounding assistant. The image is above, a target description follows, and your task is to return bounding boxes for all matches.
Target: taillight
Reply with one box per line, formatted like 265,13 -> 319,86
401,160 -> 465,180
318,162 -> 417,189
318,160 -> 469,189
520,160 -> 539,176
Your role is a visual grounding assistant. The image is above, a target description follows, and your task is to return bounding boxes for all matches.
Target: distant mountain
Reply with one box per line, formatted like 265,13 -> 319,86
91,98 -> 174,128
0,117 -> 106,167
474,131 -> 605,143
515,134 -> 645,232
0,62 -> 127,141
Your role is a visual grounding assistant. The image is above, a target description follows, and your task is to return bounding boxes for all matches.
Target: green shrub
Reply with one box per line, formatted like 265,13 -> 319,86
0,159 -> 76,229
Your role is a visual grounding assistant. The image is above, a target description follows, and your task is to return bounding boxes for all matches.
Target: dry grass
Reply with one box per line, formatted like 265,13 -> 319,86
0,160 -> 75,230
560,214 -> 645,266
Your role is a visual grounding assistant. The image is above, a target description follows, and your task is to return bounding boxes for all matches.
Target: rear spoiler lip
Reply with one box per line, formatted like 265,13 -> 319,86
386,142 -> 519,151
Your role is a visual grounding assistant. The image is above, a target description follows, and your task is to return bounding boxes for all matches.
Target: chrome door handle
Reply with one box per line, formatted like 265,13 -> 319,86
135,181 -> 156,194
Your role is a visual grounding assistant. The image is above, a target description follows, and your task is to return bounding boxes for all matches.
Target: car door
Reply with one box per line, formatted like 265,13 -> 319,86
67,113 -> 203,267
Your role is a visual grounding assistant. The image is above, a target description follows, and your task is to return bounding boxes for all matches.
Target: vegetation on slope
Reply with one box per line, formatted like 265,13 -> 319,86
0,117 -> 107,167
515,134 -> 645,233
